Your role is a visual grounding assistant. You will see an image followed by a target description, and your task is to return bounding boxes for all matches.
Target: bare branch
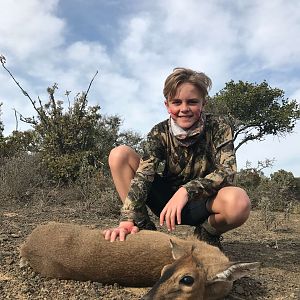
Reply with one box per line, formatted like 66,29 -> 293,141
85,71 -> 99,98
19,114 -> 38,125
0,55 -> 6,64
257,158 -> 275,171
65,90 -> 71,110
233,123 -> 264,143
1,56 -> 40,113
13,109 -> 38,126
235,132 -> 265,151
13,108 -> 19,131
80,71 -> 99,113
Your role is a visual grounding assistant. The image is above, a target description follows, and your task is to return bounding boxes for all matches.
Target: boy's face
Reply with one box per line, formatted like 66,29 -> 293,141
165,82 -> 205,129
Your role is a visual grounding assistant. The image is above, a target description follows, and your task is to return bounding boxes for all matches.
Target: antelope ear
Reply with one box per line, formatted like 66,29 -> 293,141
160,263 -> 172,276
207,262 -> 261,284
169,239 -> 194,260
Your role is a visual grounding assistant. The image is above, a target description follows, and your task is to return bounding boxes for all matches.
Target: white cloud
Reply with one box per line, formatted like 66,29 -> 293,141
240,0 -> 300,69
0,0 -> 64,63
120,16 -> 152,62
25,41 -> 113,93
0,0 -> 299,176
65,41 -> 112,70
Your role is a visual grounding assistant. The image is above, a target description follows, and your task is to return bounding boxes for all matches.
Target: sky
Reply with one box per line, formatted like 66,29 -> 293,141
0,0 -> 299,177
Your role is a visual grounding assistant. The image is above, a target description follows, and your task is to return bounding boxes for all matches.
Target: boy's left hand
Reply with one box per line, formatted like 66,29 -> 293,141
159,187 -> 188,231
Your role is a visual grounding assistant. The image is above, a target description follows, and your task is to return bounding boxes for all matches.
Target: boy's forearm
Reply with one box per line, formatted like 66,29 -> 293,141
183,163 -> 236,200
120,197 -> 150,225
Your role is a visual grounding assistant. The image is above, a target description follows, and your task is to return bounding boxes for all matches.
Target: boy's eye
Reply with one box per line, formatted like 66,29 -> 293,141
171,100 -> 181,105
169,99 -> 202,106
188,99 -> 201,105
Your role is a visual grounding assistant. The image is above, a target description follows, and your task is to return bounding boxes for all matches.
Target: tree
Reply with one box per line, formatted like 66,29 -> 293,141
15,83 -> 135,182
236,159 -> 273,207
0,130 -> 38,159
1,55 -> 142,183
270,169 -> 298,205
256,169 -> 298,219
207,80 -> 300,151
295,177 -> 300,200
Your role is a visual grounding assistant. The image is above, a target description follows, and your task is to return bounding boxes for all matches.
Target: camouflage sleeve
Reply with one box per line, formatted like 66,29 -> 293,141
183,118 -> 237,200
120,125 -> 165,223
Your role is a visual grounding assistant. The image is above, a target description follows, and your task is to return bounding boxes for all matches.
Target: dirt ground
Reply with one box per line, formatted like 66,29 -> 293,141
0,202 -> 299,300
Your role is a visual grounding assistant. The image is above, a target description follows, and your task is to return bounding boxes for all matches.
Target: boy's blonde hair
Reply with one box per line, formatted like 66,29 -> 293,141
163,67 -> 212,100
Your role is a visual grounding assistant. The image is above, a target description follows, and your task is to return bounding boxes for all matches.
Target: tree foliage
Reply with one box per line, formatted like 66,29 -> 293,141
207,80 -> 300,151
269,169 -> 299,205
236,159 -> 274,207
16,84 -> 143,183
256,170 -> 298,229
0,130 -> 38,160
237,161 -> 299,214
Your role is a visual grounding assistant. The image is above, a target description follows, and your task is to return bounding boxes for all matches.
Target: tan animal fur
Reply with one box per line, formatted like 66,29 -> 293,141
20,222 -> 259,299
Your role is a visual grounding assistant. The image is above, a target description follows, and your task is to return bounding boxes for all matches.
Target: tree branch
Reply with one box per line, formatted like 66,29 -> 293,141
1,56 -> 39,112
80,71 -> 99,113
85,71 -> 99,99
13,109 -> 19,131
235,132 -> 265,151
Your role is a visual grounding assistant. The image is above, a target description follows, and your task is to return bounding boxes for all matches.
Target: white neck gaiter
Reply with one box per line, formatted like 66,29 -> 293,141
169,113 -> 206,146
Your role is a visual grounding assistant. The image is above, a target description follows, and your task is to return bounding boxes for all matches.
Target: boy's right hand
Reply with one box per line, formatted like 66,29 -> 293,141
102,221 -> 139,242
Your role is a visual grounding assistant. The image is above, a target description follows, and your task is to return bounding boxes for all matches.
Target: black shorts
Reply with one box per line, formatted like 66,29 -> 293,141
146,175 -> 211,226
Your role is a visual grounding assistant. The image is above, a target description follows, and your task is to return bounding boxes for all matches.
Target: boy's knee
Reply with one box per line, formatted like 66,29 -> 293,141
218,187 -> 250,222
237,188 -> 251,214
108,146 -> 127,168
230,188 -> 250,224
221,187 -> 249,206
108,145 -> 139,170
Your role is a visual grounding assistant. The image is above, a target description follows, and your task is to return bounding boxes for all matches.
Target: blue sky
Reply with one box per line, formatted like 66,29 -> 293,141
0,0 -> 299,176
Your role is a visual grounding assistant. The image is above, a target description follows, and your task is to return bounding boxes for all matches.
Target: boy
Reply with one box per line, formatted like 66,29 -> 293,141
103,68 -> 250,248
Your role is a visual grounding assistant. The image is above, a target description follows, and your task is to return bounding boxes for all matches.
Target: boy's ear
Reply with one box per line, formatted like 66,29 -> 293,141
164,100 -> 171,113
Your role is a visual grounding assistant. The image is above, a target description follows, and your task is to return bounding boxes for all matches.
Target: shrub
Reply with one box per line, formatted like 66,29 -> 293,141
73,163 -> 121,217
0,152 -> 47,205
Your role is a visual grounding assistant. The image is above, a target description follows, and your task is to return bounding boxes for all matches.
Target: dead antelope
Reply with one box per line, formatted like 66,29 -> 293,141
142,240 -> 259,300
20,222 -> 259,299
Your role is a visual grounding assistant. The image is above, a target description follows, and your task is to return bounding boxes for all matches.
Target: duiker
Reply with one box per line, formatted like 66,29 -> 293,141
142,240 -> 259,300
20,222 -> 259,299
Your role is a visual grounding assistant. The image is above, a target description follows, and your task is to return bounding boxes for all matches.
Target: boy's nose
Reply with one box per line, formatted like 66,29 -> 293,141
181,104 -> 190,112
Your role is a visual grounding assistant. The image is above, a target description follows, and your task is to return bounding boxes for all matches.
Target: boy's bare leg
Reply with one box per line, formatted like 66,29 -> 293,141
108,145 -> 140,202
206,186 -> 251,234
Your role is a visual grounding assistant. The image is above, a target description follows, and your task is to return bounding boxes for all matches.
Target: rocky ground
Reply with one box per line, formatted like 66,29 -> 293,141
0,202 -> 299,299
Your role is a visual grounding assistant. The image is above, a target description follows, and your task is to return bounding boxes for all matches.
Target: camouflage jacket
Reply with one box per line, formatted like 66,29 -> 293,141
120,114 -> 237,223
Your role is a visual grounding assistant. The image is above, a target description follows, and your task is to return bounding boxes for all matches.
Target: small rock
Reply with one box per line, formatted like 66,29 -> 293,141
6,258 -> 14,265
11,233 -> 20,238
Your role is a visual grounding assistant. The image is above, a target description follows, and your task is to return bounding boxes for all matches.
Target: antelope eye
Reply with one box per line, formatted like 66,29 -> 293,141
179,275 -> 194,286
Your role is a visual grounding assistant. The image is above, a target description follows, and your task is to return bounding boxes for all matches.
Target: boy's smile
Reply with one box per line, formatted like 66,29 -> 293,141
165,82 -> 205,129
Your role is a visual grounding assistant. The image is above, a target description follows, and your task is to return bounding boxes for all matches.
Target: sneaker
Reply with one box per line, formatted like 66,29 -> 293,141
194,225 -> 223,250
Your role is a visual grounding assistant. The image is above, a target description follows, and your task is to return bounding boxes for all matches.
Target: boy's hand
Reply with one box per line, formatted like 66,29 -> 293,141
102,221 -> 139,242
160,187 -> 188,231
